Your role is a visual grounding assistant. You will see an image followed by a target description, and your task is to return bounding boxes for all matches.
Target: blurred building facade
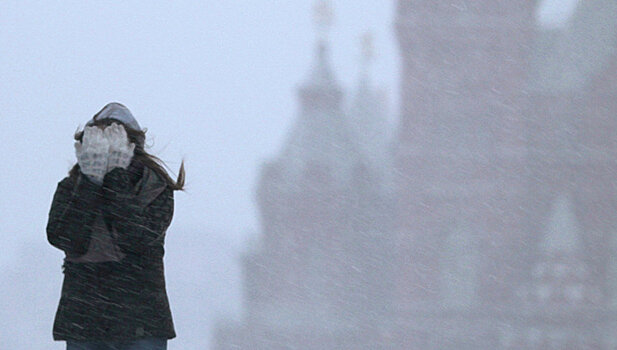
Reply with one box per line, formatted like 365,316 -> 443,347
213,0 -> 617,349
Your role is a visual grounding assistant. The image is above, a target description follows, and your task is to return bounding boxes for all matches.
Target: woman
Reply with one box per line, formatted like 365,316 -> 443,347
46,103 -> 185,350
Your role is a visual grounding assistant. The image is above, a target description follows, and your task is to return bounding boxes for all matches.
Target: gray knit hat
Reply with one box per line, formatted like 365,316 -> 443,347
86,102 -> 142,131
86,102 -> 145,148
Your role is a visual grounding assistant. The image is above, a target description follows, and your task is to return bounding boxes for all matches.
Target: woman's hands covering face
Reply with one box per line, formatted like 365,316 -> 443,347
75,123 -> 136,183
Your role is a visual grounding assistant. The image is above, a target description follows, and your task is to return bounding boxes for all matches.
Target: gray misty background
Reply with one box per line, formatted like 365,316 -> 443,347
0,1 -> 571,349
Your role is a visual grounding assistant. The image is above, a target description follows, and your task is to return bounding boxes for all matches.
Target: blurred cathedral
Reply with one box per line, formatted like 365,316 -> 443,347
212,0 -> 617,349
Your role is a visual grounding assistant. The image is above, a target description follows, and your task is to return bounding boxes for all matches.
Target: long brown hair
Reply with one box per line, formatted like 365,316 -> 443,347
70,120 -> 185,191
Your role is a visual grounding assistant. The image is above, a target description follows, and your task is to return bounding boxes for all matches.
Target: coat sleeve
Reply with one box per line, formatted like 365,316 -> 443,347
101,167 -> 174,256
46,173 -> 103,255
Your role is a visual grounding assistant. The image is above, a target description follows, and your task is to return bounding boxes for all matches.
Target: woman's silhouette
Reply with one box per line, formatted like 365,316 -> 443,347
47,103 -> 185,350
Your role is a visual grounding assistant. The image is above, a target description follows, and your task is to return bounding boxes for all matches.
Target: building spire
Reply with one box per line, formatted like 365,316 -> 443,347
305,0 -> 338,87
313,0 -> 334,42
348,31 -> 391,172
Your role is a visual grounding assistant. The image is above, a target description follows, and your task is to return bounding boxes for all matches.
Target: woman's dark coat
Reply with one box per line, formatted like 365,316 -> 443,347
47,164 -> 176,341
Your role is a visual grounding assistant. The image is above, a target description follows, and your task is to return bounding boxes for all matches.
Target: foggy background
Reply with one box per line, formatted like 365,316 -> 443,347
0,1 -> 573,349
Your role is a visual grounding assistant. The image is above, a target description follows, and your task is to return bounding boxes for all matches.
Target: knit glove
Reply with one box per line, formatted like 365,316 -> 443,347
74,126 -> 110,184
104,122 -> 135,172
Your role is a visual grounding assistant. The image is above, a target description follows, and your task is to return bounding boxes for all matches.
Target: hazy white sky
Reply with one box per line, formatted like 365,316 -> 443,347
0,1 -> 398,264
0,1 -> 576,349
0,1 -> 575,264
537,0 -> 580,28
